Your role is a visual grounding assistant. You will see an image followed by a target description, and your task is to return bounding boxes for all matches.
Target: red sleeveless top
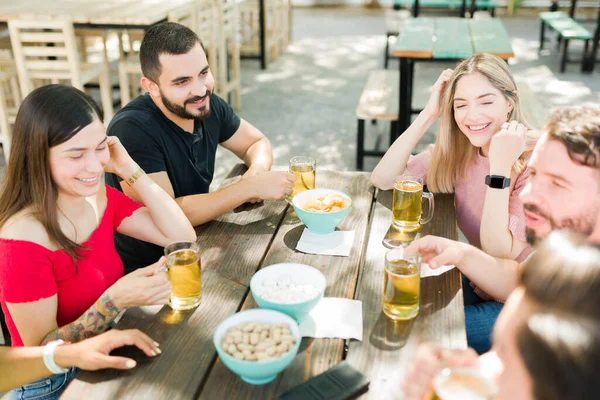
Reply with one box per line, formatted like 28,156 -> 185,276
0,186 -> 142,346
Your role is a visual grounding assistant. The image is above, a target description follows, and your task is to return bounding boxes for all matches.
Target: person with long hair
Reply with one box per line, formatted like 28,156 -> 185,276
371,53 -> 538,353
403,230 -> 600,400
0,84 -> 196,399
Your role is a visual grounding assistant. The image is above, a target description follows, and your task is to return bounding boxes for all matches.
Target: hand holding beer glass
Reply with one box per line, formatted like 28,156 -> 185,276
383,247 -> 421,320
392,174 -> 434,231
289,156 -> 316,198
431,367 -> 498,400
165,241 -> 202,311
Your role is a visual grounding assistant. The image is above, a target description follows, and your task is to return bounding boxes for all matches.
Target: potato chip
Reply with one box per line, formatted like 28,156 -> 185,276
301,194 -> 349,213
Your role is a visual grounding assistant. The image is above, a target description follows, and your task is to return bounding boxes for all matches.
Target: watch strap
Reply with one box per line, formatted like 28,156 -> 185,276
485,175 -> 511,189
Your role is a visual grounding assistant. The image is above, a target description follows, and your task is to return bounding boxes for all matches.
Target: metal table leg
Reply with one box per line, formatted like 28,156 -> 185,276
259,0 -> 267,69
399,57 -> 411,132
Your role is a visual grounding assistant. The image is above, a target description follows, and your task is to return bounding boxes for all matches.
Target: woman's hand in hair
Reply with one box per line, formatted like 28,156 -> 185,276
105,257 -> 172,310
423,69 -> 454,120
104,136 -> 140,180
489,120 -> 527,173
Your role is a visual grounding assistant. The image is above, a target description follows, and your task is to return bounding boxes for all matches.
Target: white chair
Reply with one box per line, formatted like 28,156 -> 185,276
0,51 -> 21,163
8,19 -> 114,120
215,0 -> 241,110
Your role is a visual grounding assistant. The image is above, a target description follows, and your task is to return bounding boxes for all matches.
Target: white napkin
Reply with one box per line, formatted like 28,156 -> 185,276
295,228 -> 355,257
421,263 -> 455,278
299,297 -> 363,341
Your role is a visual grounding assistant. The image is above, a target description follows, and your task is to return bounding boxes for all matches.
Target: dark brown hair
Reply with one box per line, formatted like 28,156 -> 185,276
0,84 -> 103,259
517,313 -> 600,400
519,229 -> 600,319
517,230 -> 600,400
139,22 -> 205,83
546,104 -> 600,168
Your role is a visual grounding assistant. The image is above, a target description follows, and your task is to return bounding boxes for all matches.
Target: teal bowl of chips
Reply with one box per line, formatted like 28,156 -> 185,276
291,189 -> 352,234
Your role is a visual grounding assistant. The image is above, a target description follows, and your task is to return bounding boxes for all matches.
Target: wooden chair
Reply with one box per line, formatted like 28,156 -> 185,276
8,19 -> 113,120
0,52 -> 20,164
240,0 -> 290,69
215,0 -> 241,110
196,0 -> 219,84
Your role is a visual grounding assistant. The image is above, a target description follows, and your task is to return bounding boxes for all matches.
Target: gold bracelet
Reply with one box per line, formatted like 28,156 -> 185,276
126,167 -> 145,186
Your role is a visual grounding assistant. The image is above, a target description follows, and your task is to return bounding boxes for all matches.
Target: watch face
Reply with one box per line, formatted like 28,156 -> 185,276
489,176 -> 506,189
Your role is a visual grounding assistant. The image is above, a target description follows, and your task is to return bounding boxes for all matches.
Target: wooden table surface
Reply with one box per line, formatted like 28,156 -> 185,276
62,165 -> 465,399
0,0 -> 193,27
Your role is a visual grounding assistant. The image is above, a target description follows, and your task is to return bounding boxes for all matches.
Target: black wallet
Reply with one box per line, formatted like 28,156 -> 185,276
278,361 -> 370,400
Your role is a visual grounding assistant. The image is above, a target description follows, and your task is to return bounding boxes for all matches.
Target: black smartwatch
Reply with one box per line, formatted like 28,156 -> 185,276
485,175 -> 511,189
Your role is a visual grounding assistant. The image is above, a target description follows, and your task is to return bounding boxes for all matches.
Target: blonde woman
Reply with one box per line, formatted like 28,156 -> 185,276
371,53 -> 537,353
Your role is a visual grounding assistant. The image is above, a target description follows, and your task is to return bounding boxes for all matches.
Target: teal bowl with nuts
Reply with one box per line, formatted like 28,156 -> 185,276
213,309 -> 301,385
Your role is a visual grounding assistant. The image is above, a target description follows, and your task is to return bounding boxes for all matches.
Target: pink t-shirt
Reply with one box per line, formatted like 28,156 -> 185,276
406,145 -> 533,300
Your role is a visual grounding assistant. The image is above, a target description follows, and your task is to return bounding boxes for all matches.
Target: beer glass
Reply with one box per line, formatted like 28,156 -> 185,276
165,241 -> 202,311
432,367 -> 498,400
289,156 -> 316,198
383,247 -> 421,320
392,174 -> 434,231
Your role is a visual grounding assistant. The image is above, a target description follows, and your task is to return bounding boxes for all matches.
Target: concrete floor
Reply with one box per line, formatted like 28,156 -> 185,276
0,6 -> 599,348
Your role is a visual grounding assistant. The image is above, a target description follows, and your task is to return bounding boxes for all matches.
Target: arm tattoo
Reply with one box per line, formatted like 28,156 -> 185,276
41,293 -> 121,344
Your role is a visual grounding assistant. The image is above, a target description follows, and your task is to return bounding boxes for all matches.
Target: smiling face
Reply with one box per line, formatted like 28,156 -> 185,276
519,134 -> 600,245
48,119 -> 109,199
452,73 -> 514,148
153,43 -> 215,121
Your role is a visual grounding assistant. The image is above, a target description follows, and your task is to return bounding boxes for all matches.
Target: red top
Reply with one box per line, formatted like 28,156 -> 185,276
0,186 -> 143,346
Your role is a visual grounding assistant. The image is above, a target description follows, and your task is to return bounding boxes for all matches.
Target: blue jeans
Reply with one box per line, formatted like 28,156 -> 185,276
463,275 -> 503,354
11,367 -> 78,400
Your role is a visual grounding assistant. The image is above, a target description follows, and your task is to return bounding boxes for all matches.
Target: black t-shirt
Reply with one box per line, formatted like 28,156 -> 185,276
105,93 -> 240,273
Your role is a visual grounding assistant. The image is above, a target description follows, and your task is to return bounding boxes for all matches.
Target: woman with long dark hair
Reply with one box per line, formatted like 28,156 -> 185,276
0,84 -> 195,399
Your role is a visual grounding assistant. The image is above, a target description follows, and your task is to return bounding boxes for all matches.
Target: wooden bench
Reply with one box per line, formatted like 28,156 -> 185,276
539,11 -> 593,72
355,70 -> 399,170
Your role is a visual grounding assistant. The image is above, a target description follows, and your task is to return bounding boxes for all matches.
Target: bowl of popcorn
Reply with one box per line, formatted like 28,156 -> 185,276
250,262 -> 326,322
213,309 -> 301,385
292,189 -> 352,234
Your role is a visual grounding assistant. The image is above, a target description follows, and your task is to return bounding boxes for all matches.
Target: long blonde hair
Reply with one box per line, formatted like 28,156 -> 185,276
427,53 -> 537,193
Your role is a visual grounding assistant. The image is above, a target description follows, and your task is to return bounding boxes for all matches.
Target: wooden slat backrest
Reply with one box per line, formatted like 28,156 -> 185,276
215,0 -> 241,109
195,0 -> 218,81
8,19 -> 82,98
168,4 -> 198,31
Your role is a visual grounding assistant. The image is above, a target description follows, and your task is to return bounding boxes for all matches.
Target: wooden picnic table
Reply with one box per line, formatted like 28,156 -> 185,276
61,164 -> 465,399
392,17 -> 514,133
0,0 -> 193,28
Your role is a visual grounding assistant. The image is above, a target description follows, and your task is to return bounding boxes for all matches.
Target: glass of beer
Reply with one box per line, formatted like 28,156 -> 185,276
383,247 -> 420,320
432,367 -> 498,400
392,174 -> 434,231
289,156 -> 316,198
164,241 -> 202,311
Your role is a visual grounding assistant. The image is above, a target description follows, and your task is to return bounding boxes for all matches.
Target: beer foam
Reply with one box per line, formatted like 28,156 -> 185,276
254,277 -> 321,304
434,369 -> 495,400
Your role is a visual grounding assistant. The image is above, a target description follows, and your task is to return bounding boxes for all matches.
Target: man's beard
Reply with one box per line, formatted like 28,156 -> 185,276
160,89 -> 212,121
524,203 -> 598,245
